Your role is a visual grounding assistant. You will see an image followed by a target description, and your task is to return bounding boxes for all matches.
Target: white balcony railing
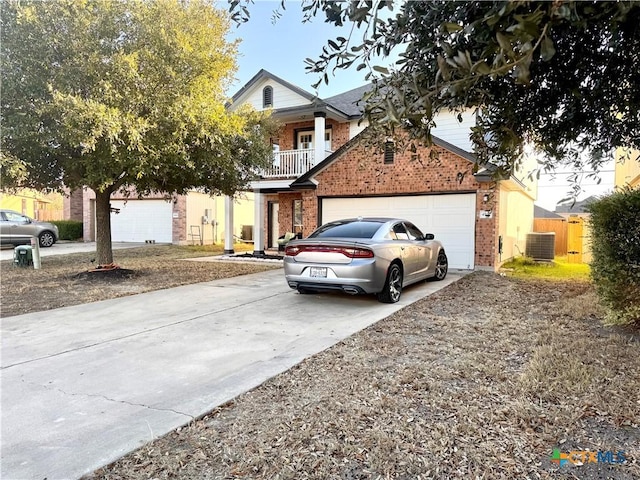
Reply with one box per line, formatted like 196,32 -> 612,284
261,148 -> 314,178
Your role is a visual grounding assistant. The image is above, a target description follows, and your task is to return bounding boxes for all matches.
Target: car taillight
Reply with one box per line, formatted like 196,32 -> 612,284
341,247 -> 374,258
284,245 -> 374,258
284,245 -> 301,256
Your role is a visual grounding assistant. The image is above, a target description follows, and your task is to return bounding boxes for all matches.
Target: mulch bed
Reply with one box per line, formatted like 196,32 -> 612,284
73,267 -> 137,281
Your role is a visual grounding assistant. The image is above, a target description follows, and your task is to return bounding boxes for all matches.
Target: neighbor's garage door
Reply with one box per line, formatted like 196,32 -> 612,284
110,200 -> 173,243
321,194 -> 475,269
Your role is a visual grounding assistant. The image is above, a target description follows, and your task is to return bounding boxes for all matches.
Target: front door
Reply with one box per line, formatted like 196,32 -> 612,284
297,132 -> 313,150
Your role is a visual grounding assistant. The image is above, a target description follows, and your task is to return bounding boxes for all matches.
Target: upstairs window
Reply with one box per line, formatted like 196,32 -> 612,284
263,86 -> 273,108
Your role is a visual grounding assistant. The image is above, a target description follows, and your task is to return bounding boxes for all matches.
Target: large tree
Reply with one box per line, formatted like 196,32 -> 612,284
232,0 -> 640,180
1,0 -> 278,265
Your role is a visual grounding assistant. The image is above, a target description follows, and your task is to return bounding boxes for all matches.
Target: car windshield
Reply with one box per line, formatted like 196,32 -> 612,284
309,220 -> 383,239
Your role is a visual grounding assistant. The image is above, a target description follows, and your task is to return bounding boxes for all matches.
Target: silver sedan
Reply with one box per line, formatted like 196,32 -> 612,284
283,217 -> 448,303
0,209 -> 59,247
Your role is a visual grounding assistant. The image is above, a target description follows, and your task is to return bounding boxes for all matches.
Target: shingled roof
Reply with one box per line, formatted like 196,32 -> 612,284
554,195 -> 599,214
322,84 -> 372,117
534,205 -> 564,219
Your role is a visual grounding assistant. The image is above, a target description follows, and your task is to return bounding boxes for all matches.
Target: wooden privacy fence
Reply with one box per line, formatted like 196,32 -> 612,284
533,216 -> 591,263
35,209 -> 64,221
533,218 -> 568,256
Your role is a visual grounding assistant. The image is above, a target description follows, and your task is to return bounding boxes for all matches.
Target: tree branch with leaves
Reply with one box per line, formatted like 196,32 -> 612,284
2,0 -> 279,264
231,0 -> 640,181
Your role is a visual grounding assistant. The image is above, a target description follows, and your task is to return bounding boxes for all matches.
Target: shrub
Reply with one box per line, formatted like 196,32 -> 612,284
51,220 -> 83,241
587,187 -> 640,326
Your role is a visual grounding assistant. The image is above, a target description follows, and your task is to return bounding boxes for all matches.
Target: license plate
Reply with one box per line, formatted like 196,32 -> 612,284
310,267 -> 327,278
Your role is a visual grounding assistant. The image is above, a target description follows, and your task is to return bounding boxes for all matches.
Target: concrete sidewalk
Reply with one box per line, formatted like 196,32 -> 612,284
1,268 -> 467,480
0,241 -> 150,262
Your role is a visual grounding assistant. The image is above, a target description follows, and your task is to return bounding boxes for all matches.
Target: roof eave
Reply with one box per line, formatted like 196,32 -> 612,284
229,69 -> 318,107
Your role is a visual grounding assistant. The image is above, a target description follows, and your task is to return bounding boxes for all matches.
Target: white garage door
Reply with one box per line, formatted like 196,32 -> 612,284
110,200 -> 173,243
321,194 -> 475,269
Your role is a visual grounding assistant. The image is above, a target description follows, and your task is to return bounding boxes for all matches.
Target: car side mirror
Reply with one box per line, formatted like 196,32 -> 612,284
424,233 -> 435,240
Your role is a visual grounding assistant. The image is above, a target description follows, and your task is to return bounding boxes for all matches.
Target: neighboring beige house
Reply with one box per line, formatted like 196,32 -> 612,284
0,189 -> 63,221
226,69 -> 538,270
65,188 -> 254,245
614,147 -> 640,188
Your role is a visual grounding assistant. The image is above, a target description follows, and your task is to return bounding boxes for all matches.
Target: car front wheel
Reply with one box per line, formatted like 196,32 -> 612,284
378,263 -> 402,303
434,250 -> 448,281
39,231 -> 56,248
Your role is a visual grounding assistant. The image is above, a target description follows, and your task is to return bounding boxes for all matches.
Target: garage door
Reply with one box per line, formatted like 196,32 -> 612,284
110,200 -> 173,243
321,194 -> 475,269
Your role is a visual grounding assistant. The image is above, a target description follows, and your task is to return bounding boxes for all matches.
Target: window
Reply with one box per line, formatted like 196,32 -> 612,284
404,222 -> 425,241
293,199 -> 303,235
384,141 -> 395,164
392,223 -> 409,240
309,220 -> 384,239
263,85 -> 273,108
299,133 -> 313,149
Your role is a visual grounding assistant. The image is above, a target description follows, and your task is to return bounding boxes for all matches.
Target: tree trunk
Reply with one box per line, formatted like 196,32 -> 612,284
94,189 -> 114,265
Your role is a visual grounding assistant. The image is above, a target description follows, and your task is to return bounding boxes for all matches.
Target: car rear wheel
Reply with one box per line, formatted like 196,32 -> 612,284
39,231 -> 55,248
434,251 -> 448,281
378,263 -> 402,303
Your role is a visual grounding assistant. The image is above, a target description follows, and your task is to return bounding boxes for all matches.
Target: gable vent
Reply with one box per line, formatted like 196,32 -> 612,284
384,141 -> 395,164
263,86 -> 273,108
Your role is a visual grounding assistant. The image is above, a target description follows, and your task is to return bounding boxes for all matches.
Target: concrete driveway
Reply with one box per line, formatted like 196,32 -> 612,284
1,267 -> 467,480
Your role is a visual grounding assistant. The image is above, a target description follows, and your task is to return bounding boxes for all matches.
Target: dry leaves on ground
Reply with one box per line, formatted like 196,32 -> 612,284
0,245 -> 279,317
87,272 -> 640,480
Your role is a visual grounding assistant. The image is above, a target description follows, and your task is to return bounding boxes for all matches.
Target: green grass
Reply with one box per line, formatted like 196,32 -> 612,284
500,255 -> 591,281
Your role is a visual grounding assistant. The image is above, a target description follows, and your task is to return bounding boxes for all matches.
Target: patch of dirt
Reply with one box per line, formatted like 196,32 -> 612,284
73,267 -> 137,281
82,272 -> 639,480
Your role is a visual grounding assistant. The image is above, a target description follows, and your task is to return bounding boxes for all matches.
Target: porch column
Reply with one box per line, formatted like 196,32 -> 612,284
253,190 -> 265,255
314,111 -> 326,165
224,195 -> 234,254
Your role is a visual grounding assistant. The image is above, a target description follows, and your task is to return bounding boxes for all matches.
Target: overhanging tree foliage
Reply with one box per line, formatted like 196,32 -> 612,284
231,0 -> 640,180
1,0 -> 279,265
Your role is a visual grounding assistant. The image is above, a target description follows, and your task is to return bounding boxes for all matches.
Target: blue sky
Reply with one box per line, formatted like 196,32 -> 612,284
227,0 -> 384,97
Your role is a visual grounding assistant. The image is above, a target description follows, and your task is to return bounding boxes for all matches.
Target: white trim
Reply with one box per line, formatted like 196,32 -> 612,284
249,180 -> 294,190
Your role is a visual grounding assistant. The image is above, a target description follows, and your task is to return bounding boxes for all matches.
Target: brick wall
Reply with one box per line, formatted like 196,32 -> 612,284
277,192 -> 298,234
315,142 -> 479,196
475,184 -> 499,268
172,195 -> 187,244
64,189 -> 84,222
276,120 -> 350,152
82,187 -> 95,242
302,138 -> 499,268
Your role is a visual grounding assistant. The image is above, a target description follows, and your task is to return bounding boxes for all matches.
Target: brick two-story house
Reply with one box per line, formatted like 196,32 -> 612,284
227,70 -> 538,270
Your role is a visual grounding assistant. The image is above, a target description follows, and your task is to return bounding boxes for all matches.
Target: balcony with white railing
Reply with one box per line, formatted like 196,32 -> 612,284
260,148 -> 315,178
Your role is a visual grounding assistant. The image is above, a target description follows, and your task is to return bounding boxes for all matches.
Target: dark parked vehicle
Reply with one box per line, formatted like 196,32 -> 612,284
284,217 -> 448,303
0,210 -> 59,247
